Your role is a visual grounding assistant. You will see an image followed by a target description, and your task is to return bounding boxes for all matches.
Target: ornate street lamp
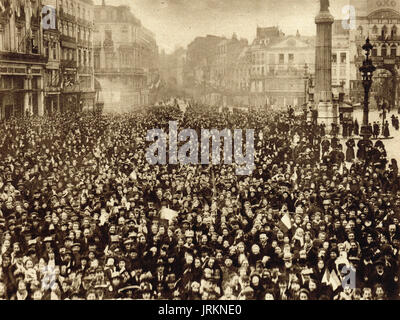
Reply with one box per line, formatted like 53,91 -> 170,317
359,38 -> 376,140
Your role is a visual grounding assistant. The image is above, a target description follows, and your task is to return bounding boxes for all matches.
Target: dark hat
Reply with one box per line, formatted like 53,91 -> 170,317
374,258 -> 385,267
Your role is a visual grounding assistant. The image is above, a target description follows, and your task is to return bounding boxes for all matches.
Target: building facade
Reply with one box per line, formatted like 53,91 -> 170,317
349,0 -> 400,108
249,27 -> 316,108
93,2 -> 159,113
0,0 -> 46,119
53,0 -> 96,113
159,47 -> 186,88
186,35 -> 225,89
210,34 -> 248,92
233,46 -> 251,93
332,20 -> 351,97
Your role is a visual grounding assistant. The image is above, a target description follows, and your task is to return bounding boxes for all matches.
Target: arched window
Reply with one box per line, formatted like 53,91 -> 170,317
382,25 -> 388,39
391,44 -> 397,57
358,25 -> 363,36
372,45 -> 378,57
372,25 -> 378,34
392,25 -> 397,38
381,44 -> 387,57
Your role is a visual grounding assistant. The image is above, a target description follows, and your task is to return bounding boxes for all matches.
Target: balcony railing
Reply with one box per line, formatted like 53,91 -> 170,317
94,67 -> 145,75
78,66 -> 93,74
378,35 -> 400,42
60,59 -> 77,69
60,34 -> 76,44
0,51 -> 48,63
355,54 -> 400,63
77,39 -> 91,47
77,17 -> 93,27
59,9 -> 76,23
103,40 -> 114,47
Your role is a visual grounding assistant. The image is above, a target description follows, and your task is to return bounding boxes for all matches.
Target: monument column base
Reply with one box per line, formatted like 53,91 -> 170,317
360,124 -> 372,140
317,101 -> 338,126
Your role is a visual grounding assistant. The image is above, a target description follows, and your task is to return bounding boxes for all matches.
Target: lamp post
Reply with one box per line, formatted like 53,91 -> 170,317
359,38 -> 376,141
303,63 -> 309,119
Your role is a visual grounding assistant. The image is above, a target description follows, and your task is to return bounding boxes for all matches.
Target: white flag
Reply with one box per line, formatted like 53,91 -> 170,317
160,207 -> 178,223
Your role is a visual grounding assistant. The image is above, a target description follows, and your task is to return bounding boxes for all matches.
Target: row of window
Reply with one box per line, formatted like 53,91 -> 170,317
251,65 -> 304,76
59,21 -> 91,42
99,55 -> 145,70
371,46 -> 398,57
77,49 -> 91,67
332,68 -> 347,77
59,0 -> 92,22
252,53 -> 297,65
218,45 -> 228,55
251,80 -> 304,91
332,52 -> 347,64
98,9 -> 131,22
0,76 -> 24,89
61,47 -> 91,65
369,25 -> 398,37
0,25 -> 39,54
44,41 -> 58,60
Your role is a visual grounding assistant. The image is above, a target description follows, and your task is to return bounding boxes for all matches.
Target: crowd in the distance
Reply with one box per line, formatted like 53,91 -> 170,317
0,100 -> 399,300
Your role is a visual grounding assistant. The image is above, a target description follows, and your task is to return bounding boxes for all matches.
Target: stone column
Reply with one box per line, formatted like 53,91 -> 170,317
38,76 -> 44,116
315,9 -> 338,125
24,75 -> 31,114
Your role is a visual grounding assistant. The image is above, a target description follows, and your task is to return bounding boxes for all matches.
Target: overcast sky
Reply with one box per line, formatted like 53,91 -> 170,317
96,0 -> 351,53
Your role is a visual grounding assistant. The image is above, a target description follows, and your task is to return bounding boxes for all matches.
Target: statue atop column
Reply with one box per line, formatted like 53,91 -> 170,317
320,0 -> 330,12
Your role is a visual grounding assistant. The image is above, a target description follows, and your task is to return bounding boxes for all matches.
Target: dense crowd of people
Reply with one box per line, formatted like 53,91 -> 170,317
0,101 -> 399,300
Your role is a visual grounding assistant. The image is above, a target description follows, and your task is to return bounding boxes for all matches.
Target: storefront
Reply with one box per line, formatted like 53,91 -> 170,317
0,66 -> 44,120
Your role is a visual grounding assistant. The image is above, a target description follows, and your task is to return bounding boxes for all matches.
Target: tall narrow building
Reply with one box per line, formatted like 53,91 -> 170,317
93,3 -> 159,113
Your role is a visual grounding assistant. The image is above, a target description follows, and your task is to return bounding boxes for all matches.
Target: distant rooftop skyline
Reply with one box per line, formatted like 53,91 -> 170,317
95,0 -> 351,53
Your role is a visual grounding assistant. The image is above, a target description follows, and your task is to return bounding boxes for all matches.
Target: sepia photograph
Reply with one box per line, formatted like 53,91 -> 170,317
0,0 -> 400,306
